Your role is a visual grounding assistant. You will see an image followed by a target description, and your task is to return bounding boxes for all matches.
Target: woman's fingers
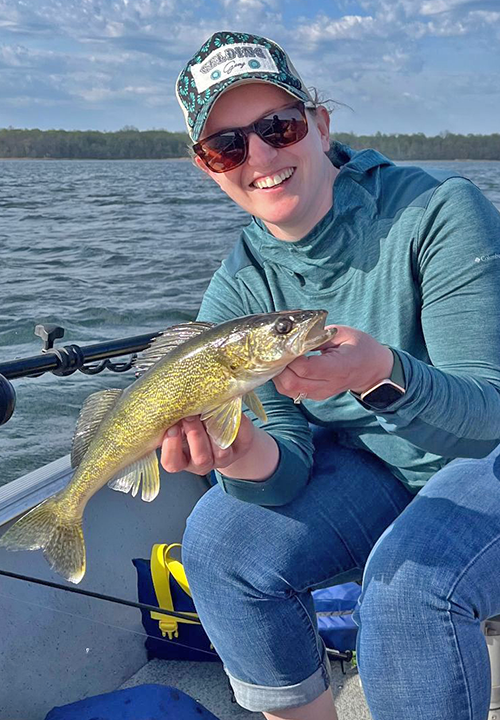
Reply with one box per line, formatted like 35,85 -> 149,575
181,416 -> 215,474
161,418 -> 215,475
160,423 -> 188,473
273,366 -> 327,399
161,413 -> 255,474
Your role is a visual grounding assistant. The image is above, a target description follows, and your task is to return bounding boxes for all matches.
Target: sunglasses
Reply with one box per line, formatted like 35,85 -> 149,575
192,101 -> 309,174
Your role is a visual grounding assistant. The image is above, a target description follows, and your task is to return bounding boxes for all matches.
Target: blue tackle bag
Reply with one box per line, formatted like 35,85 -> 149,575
44,684 -> 221,719
133,543 -> 220,662
312,581 -> 362,653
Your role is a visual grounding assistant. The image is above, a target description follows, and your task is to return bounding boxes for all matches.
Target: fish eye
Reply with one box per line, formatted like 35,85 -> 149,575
274,317 -> 294,335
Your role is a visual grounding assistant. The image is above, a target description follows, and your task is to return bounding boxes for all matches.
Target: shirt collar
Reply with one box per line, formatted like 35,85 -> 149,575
328,140 -> 394,175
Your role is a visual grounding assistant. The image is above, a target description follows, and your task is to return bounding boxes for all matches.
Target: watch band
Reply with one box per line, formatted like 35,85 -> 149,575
388,347 -> 405,389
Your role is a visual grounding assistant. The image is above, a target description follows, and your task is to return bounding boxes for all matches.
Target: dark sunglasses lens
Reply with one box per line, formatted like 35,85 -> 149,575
197,131 -> 246,173
257,105 -> 308,148
194,104 -> 308,173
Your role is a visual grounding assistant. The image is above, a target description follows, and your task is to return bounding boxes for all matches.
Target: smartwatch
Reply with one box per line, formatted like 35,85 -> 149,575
350,348 -> 406,410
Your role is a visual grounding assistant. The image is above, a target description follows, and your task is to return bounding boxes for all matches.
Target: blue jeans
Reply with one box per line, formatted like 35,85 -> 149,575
182,427 -> 500,718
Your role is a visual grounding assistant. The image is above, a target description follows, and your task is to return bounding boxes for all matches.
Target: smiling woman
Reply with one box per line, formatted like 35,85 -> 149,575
168,29 -> 500,720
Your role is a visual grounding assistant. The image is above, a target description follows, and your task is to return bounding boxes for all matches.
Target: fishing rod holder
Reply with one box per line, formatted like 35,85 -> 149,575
0,324 -> 163,426
33,325 -> 135,377
35,324 -> 86,377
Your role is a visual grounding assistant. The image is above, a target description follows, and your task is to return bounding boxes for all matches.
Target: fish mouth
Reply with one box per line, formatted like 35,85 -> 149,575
300,311 -> 337,353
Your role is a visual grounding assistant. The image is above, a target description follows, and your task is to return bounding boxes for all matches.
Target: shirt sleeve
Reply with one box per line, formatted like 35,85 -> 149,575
196,262 -> 314,505
370,178 -> 500,458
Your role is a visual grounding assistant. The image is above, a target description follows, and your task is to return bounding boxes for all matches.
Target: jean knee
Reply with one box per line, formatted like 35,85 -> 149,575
183,485 -> 316,610
355,520 -> 449,642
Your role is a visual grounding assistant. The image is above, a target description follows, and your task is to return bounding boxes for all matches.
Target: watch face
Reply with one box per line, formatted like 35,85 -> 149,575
363,383 -> 404,409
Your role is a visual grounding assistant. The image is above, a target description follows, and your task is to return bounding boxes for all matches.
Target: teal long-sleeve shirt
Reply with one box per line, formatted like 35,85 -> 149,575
196,142 -> 500,505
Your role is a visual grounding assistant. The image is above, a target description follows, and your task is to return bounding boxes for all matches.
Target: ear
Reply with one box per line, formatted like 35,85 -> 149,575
312,106 -> 331,153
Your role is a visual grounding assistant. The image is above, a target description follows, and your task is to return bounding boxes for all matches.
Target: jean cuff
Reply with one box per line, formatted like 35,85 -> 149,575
224,651 -> 332,712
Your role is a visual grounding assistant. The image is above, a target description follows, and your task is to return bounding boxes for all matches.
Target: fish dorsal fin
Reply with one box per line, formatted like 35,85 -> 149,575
200,396 -> 243,449
243,391 -> 267,423
107,450 -> 160,502
71,389 -> 123,468
133,321 -> 215,376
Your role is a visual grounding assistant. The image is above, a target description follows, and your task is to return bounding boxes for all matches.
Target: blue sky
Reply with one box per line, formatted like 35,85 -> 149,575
0,0 -> 499,135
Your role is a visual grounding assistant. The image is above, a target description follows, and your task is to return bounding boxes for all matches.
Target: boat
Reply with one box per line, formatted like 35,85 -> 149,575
0,329 -> 499,719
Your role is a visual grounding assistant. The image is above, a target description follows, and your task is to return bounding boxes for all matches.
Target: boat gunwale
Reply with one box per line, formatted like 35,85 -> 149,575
0,454 -> 73,525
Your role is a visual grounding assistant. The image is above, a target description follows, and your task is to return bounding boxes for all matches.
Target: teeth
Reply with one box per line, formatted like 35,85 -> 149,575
253,167 -> 294,189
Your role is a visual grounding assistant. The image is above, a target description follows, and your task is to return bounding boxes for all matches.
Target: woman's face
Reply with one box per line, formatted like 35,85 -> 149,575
196,83 -> 336,241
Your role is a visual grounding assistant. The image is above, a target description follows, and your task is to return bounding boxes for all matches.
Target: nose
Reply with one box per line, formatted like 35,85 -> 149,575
246,132 -> 278,167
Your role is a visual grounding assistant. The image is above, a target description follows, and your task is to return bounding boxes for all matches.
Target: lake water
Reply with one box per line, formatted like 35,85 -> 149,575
1,158 -> 499,486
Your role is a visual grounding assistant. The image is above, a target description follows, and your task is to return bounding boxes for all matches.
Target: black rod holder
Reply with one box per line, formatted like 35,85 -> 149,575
0,325 -> 167,425
0,328 -> 162,381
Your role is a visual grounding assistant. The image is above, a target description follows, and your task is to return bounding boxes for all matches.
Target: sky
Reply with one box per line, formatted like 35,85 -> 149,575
0,0 -> 499,136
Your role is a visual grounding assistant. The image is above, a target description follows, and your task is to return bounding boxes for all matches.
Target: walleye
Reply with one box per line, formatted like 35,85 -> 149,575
0,310 -> 335,584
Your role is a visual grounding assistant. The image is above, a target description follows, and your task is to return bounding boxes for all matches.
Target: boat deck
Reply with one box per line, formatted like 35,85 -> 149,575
0,460 -> 374,719
121,658 -> 372,720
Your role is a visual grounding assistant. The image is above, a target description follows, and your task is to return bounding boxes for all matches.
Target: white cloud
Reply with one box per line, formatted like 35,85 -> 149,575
297,14 -> 377,43
0,43 -> 33,67
78,83 -> 161,102
382,50 -> 413,70
420,0 -> 470,15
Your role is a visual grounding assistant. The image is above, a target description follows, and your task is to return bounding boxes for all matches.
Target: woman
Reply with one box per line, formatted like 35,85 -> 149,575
164,31 -> 500,720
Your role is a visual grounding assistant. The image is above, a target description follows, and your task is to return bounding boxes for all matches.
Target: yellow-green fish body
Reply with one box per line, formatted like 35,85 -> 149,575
0,311 -> 335,583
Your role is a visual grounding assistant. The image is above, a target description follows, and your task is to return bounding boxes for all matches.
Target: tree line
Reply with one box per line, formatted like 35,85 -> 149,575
335,131 -> 500,161
0,128 -> 188,160
0,127 -> 499,160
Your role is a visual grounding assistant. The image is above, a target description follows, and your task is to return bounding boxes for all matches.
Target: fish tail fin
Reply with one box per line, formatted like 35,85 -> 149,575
0,497 -> 86,584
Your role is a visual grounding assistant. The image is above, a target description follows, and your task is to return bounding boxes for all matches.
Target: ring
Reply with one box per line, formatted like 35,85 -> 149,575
293,392 -> 307,404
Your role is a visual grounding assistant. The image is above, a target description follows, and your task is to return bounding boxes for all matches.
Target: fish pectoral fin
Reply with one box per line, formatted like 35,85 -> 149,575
243,391 -> 267,423
133,322 -> 216,376
200,397 -> 243,450
107,450 -> 160,503
71,389 -> 123,468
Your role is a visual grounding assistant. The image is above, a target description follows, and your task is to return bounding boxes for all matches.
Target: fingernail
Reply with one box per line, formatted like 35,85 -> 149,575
166,427 -> 178,438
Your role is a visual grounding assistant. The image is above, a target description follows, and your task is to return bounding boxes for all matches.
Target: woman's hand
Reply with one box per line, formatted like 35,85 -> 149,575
273,325 -> 394,401
160,413 -> 257,477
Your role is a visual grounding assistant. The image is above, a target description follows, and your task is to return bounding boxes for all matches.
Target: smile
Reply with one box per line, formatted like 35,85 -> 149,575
252,167 -> 295,189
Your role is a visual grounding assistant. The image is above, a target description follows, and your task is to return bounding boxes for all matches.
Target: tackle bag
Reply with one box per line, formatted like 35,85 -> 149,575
136,543 -> 361,660
312,581 -> 362,653
44,684 -> 221,719
133,543 -> 220,662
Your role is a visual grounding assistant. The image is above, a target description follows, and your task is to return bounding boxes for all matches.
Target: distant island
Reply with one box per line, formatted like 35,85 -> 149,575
1,127 -> 499,161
